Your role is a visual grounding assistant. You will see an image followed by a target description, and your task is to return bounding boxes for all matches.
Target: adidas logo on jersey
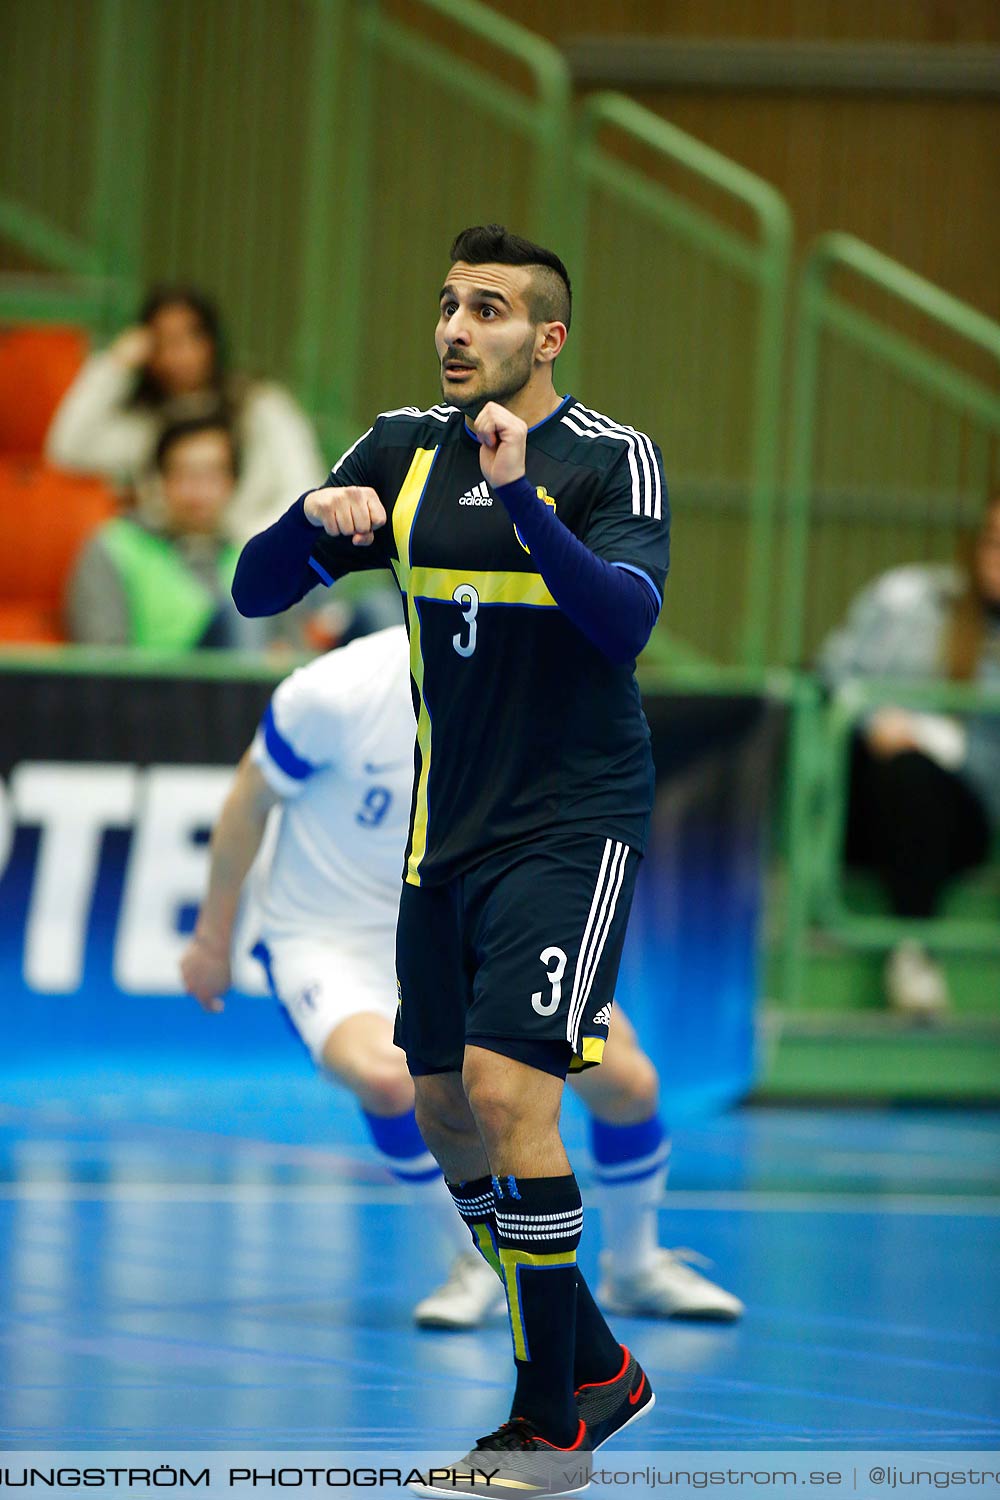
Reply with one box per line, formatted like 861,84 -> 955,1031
592,1002 -> 614,1028
458,481 -> 492,506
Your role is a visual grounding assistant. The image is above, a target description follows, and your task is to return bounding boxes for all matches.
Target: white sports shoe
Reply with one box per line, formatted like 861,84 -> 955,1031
598,1248 -> 744,1321
885,941 -> 949,1017
413,1251 -> 507,1330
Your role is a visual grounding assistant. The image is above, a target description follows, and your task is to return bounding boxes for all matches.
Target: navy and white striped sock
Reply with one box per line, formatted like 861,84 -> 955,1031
590,1114 -> 671,1279
446,1175 -> 502,1274
493,1172 -> 585,1447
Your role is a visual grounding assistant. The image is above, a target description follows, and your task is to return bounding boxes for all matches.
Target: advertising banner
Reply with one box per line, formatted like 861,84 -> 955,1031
0,666 -> 772,1115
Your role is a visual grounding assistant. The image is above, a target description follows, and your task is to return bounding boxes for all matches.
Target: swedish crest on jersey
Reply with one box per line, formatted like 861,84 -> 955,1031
514,486 -> 556,554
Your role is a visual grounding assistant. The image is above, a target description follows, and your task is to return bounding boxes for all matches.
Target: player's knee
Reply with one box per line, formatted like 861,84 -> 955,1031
324,1031 -> 414,1116
605,1056 -> 659,1123
462,1072 -> 521,1142
413,1075 -> 476,1142
618,1051 -> 659,1117
583,1046 -> 660,1123
356,1062 -> 415,1118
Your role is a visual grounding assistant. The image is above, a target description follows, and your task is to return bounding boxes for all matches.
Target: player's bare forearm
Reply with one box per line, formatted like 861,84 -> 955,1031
180,753 -> 278,1012
197,754 -> 276,943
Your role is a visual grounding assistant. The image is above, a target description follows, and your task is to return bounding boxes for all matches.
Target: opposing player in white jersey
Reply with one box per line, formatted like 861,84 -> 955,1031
180,625 -> 742,1327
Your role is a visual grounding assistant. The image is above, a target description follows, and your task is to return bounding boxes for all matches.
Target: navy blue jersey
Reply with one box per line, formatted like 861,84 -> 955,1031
309,396 -> 669,886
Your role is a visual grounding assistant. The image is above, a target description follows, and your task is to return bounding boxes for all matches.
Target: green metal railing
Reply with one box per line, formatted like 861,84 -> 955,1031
5,7 -> 998,663
821,680 -> 1000,948
0,0 -> 793,671
773,671 -> 826,1009
0,643 -> 297,683
772,239 -> 1000,1005
778,676 -> 1000,1007
1,0 -> 571,458
300,0 -> 573,454
0,0 -> 156,336
571,93 -> 792,669
781,233 -> 1000,667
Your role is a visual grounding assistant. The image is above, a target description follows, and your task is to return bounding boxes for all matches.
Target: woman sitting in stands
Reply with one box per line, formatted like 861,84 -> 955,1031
819,494 -> 1000,1016
66,415 -> 276,652
46,285 -> 323,544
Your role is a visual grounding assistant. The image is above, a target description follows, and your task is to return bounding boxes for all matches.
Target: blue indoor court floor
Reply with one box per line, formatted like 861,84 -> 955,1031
1,1068 -> 998,1452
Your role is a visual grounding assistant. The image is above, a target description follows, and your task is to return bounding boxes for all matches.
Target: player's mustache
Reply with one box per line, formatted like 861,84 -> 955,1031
442,353 -> 478,370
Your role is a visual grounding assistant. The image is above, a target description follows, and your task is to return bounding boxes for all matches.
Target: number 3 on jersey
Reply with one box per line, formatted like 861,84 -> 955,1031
532,945 -> 568,1015
452,582 -> 479,657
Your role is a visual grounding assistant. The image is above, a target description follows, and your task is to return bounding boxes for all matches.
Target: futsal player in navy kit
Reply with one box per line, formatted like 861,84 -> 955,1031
233,225 -> 669,1495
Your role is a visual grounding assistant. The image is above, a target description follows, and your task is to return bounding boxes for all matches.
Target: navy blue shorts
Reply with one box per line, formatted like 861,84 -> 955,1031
393,832 -> 639,1076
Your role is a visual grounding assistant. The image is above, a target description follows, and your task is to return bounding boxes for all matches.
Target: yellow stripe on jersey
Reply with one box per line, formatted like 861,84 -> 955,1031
402,618 -> 433,886
390,447 -> 438,888
391,447 -> 436,589
391,454 -> 559,884
498,1246 -> 578,1362
409,566 -> 557,609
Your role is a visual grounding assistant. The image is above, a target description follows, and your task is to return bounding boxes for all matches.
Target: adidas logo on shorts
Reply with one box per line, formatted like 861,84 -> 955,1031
458,481 -> 492,506
592,1002 -> 614,1028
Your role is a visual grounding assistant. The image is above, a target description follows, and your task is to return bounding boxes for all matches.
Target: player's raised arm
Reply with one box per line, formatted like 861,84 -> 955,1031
474,402 -> 528,489
231,423 -> 388,618
180,751 -> 280,1012
478,406 -> 668,666
304,485 -> 386,545
231,485 -> 387,616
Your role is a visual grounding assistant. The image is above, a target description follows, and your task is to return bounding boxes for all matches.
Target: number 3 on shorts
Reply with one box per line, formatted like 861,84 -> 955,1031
452,583 -> 479,657
531,945 -> 568,1016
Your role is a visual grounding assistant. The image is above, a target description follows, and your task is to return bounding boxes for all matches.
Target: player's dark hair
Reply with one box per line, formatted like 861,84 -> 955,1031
154,413 -> 241,478
449,224 -> 572,330
130,284 -> 228,407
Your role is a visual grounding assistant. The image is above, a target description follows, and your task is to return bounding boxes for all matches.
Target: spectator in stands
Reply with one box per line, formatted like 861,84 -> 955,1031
819,494 -> 1000,1015
66,414 -> 276,651
45,285 -> 324,543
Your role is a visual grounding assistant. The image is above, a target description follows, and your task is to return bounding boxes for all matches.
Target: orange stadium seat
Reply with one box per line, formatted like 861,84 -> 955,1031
0,324 -> 88,457
0,459 -> 116,642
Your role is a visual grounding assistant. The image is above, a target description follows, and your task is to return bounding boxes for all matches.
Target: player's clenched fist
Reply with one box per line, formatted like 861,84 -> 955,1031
304,485 -> 386,547
180,934 -> 231,1014
474,402 -> 527,489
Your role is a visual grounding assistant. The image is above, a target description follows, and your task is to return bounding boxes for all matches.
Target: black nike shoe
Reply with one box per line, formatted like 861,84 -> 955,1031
574,1345 -> 655,1449
408,1416 -> 591,1497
